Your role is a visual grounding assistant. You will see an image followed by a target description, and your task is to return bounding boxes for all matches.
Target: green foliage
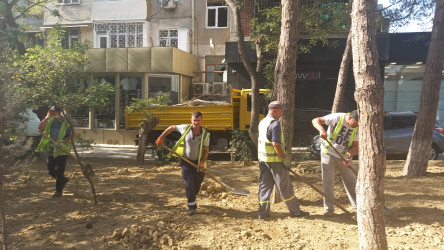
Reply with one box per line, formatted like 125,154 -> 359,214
251,1 -> 351,85
382,0 -> 435,31
75,132 -> 94,153
229,129 -> 254,163
11,26 -> 114,116
126,94 -> 172,121
153,140 -> 180,165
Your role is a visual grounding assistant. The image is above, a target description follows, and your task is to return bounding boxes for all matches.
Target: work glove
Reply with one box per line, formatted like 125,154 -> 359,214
155,137 -> 164,146
283,158 -> 291,170
199,161 -> 206,172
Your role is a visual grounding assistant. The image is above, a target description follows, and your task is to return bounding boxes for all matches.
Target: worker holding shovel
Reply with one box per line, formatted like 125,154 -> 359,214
156,111 -> 210,216
312,110 -> 359,216
257,101 -> 310,220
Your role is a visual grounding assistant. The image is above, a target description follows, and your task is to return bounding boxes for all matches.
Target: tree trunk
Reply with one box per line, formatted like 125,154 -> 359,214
273,0 -> 301,151
332,31 -> 352,113
225,0 -> 261,147
351,0 -> 388,249
137,117 -> 160,164
403,0 -> 444,177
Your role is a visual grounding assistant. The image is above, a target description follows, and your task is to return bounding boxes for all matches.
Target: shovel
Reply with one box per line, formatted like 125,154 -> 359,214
161,145 -> 250,196
288,168 -> 351,215
325,139 -> 358,176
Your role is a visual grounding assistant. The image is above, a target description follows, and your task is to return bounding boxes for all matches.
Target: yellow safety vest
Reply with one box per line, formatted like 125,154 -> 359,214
323,113 -> 357,154
258,116 -> 285,162
168,124 -> 210,168
35,118 -> 72,157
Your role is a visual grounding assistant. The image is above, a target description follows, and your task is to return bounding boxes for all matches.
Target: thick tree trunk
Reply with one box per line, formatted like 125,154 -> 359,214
225,0 -> 261,147
332,31 -> 352,113
403,0 -> 444,177
273,0 -> 301,150
137,117 -> 160,164
351,0 -> 388,249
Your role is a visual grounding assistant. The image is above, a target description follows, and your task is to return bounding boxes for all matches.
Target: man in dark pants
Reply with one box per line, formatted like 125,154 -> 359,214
35,106 -> 73,198
257,101 -> 310,219
156,111 -> 210,215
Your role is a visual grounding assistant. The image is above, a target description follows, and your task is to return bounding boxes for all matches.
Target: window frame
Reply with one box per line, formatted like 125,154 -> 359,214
206,2 -> 229,29
57,0 -> 80,5
158,29 -> 178,48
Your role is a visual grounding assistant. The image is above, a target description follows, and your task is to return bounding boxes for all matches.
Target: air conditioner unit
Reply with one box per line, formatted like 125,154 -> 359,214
161,0 -> 176,9
193,83 -> 209,95
212,82 -> 227,95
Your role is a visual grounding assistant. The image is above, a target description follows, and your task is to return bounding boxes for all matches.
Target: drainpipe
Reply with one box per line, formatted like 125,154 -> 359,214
191,0 -> 195,54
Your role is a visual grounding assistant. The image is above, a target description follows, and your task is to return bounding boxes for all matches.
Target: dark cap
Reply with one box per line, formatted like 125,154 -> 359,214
268,101 -> 286,110
49,106 -> 62,112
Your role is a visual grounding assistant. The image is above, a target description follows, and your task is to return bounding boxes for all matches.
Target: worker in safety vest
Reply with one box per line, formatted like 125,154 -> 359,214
312,110 -> 359,216
257,101 -> 310,219
156,111 -> 210,216
35,106 -> 73,198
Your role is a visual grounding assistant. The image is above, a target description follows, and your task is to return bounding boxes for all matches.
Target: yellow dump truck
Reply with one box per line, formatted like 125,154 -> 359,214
125,88 -> 270,151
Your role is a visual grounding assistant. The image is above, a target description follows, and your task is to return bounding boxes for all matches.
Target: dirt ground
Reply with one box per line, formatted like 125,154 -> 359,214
3,151 -> 444,250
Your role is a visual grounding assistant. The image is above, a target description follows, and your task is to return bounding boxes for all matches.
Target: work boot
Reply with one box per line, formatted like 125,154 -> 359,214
52,191 -> 62,198
187,208 -> 196,216
290,210 -> 310,218
258,213 -> 269,220
324,209 -> 334,216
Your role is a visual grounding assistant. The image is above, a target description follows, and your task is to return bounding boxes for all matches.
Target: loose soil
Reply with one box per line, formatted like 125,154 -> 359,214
3,152 -> 444,249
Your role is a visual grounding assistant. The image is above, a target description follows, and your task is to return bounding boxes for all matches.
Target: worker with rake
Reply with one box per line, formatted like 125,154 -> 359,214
312,110 -> 359,216
156,111 -> 210,216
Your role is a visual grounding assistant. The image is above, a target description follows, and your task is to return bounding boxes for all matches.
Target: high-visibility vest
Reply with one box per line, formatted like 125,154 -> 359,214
258,116 -> 285,162
35,118 -> 72,158
168,124 -> 210,168
323,113 -> 357,154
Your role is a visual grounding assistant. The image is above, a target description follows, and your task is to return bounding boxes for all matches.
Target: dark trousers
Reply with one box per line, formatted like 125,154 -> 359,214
47,155 -> 68,192
180,159 -> 205,209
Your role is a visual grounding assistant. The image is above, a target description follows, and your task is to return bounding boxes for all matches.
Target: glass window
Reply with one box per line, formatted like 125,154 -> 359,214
95,22 -> 144,48
93,76 -> 116,129
206,2 -> 228,28
71,79 -> 90,128
119,76 -> 143,129
148,75 -> 179,104
158,29 -> 178,48
62,28 -> 80,48
57,0 -> 80,4
205,56 -> 226,83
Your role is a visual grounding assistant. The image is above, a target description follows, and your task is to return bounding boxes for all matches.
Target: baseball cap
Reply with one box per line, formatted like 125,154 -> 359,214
49,106 -> 62,112
268,101 -> 286,110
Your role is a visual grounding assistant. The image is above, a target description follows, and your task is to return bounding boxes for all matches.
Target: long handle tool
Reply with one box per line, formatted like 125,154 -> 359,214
324,139 -> 358,175
161,145 -> 250,196
288,169 -> 351,214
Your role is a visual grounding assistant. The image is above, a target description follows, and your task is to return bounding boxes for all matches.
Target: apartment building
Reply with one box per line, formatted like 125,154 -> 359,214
37,0 -> 240,144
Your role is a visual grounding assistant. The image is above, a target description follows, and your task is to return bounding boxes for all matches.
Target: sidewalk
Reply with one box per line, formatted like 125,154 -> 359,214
77,144 -> 153,160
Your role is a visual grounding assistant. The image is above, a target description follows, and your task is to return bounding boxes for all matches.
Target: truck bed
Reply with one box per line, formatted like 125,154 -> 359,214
125,89 -> 241,131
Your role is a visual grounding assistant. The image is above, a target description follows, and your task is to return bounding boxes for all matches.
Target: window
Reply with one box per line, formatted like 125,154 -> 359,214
206,1 -> 228,28
95,22 -> 144,48
93,76 -> 116,129
158,29 -> 178,48
148,75 -> 179,104
205,56 -> 226,83
57,0 -> 80,4
61,28 -> 80,48
119,76 -> 143,129
71,79 -> 90,128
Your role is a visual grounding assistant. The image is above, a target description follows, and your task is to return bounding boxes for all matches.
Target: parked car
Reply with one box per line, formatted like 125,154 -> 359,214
310,111 -> 444,160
